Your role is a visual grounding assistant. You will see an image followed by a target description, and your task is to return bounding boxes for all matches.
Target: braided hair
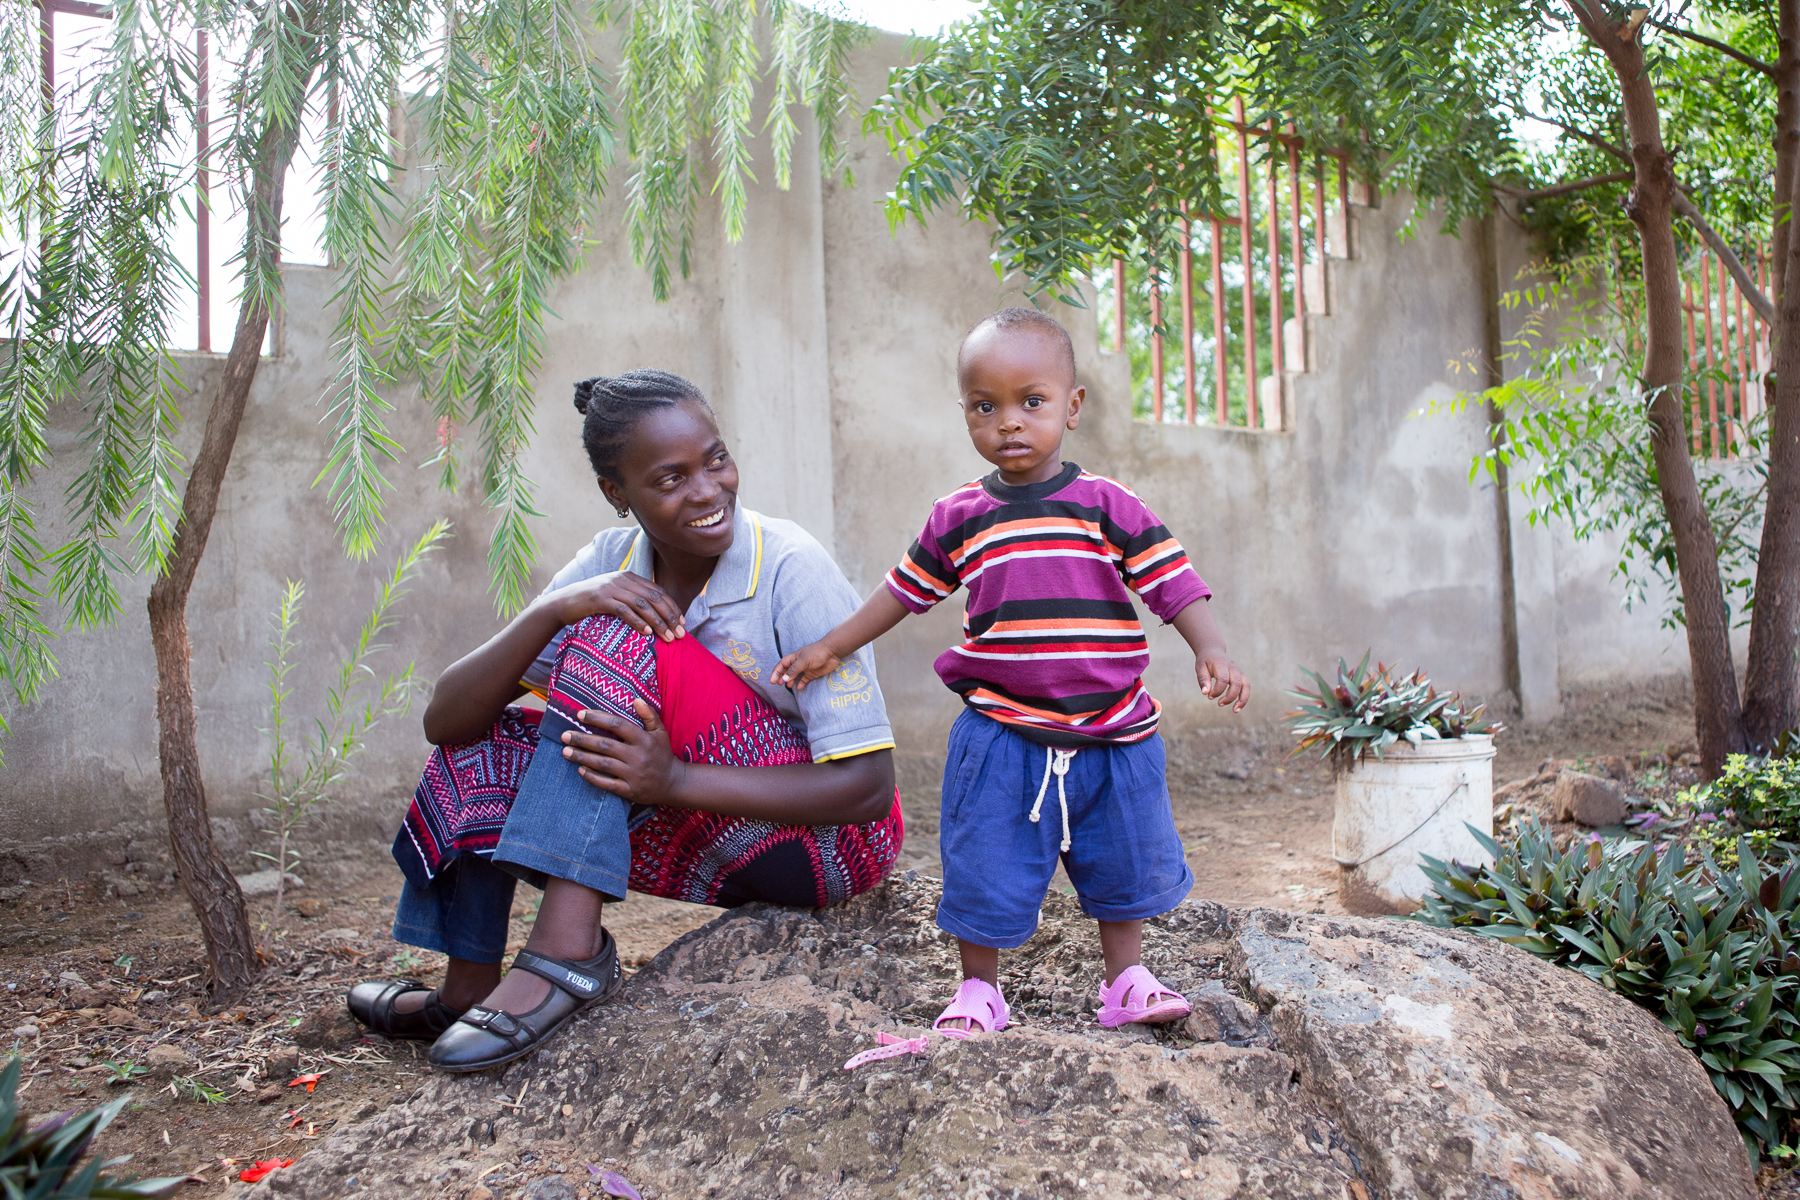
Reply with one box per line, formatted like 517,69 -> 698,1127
572,369 -> 713,483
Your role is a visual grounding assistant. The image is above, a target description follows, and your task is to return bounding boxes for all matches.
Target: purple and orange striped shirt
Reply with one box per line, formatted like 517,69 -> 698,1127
885,462 -> 1210,746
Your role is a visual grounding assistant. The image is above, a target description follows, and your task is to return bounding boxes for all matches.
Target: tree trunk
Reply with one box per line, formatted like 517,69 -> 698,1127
1569,0 -> 1748,772
1742,0 -> 1800,749
147,133 -> 294,1000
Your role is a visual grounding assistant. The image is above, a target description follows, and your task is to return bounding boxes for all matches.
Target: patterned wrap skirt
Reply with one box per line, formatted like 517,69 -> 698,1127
392,615 -> 903,909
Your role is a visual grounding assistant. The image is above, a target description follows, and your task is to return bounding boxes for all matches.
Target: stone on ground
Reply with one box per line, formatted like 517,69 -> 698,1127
1551,769 -> 1629,827
233,876 -> 1752,1199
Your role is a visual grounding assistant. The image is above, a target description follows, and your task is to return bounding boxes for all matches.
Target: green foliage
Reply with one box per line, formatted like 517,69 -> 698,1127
1417,824 -> 1800,1158
868,0 -> 1771,302
1445,256 -> 1769,630
1283,652 -> 1499,771
866,0 -> 1263,305
0,1056 -> 182,1197
255,522 -> 448,920
865,0 -> 1546,302
1683,754 -> 1800,840
0,0 -> 870,757
167,1077 -> 227,1106
99,1062 -> 145,1087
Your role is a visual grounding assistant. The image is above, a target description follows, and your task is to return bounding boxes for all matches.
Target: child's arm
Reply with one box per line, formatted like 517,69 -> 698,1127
1170,599 -> 1250,712
772,588 -> 913,690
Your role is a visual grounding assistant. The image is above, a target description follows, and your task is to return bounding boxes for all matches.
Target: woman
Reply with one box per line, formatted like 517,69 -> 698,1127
347,370 -> 903,1072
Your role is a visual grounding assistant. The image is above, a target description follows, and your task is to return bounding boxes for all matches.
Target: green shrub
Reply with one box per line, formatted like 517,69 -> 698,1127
0,1056 -> 182,1197
1685,754 -> 1800,838
1416,823 -> 1800,1160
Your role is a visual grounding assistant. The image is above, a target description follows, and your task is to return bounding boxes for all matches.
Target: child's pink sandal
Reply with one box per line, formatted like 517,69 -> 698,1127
1096,965 -> 1191,1028
932,978 -> 1010,1040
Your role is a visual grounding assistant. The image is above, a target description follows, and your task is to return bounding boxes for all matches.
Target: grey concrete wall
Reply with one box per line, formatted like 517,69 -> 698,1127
0,30 -> 1693,847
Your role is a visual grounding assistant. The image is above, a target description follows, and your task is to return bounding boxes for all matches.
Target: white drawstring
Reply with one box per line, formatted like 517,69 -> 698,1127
1029,747 -> 1077,852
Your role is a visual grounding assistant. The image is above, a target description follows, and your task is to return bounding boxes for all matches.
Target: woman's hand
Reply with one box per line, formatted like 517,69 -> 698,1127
542,571 -> 686,642
559,700 -> 688,804
771,640 -> 842,691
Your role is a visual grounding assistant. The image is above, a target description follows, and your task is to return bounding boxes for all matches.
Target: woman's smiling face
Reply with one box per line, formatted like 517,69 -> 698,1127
601,400 -> 739,558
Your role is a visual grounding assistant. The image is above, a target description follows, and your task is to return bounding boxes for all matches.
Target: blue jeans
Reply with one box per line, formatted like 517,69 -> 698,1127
391,854 -> 517,964
489,729 -> 634,899
391,733 -> 634,963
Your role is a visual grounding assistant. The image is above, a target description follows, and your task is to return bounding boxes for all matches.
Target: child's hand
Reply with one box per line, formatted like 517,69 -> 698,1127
772,641 -> 842,691
1197,653 -> 1249,712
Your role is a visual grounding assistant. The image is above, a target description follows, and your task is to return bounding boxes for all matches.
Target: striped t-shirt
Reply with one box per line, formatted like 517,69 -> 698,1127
885,462 -> 1211,746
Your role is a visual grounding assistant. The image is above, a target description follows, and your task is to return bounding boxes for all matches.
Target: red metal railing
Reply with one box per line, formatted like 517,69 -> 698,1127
1105,106 -> 1356,431
1682,249 -> 1769,459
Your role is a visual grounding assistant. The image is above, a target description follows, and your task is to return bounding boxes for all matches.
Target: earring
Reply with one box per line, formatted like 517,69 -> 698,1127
614,507 -> 630,518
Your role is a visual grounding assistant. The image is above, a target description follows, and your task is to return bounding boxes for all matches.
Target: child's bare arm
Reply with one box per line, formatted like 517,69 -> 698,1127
1170,599 -> 1249,712
772,587 -> 913,690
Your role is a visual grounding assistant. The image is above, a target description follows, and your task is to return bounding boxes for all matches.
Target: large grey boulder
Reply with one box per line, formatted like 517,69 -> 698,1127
236,875 -> 1751,1199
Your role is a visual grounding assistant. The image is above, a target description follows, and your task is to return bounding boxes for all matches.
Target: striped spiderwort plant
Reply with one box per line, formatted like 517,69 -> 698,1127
1283,652 -> 1501,772
1417,822 -> 1800,1161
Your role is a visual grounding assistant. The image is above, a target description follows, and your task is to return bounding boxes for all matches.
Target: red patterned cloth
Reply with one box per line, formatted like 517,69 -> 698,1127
394,616 -> 902,908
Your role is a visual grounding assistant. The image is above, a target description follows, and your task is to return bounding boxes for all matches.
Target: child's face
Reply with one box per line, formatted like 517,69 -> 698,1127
957,329 -> 1084,486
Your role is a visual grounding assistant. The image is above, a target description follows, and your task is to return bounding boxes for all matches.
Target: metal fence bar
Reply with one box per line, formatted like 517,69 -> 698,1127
1234,98 -> 1258,429
1313,157 -> 1327,297
1211,215 -> 1227,424
1718,254 -> 1737,451
1684,279 -> 1701,455
1150,269 -> 1165,421
1180,205 -> 1196,424
1264,122 -> 1285,424
1114,258 -> 1126,354
1288,131 -> 1304,317
1701,252 -> 1719,458
1734,264 -> 1750,438
1337,156 -> 1349,232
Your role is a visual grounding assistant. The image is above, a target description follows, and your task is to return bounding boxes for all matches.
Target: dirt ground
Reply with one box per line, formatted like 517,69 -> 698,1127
0,680 -> 1708,1196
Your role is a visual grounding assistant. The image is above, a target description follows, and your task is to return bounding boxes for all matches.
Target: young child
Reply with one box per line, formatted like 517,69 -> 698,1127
773,307 -> 1248,1035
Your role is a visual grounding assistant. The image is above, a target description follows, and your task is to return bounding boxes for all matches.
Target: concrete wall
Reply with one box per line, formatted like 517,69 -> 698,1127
0,30 -> 1691,847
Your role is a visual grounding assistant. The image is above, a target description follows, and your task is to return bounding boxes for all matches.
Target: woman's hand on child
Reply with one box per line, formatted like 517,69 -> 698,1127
560,699 -> 688,803
540,571 -> 686,642
771,642 -> 842,691
1196,654 -> 1249,712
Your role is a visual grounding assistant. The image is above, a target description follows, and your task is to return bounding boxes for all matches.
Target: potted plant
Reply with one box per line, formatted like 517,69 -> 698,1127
1286,654 -> 1503,915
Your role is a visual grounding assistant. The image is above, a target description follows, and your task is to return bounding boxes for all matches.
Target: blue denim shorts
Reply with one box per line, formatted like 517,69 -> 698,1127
936,709 -> 1193,948
489,731 -> 634,900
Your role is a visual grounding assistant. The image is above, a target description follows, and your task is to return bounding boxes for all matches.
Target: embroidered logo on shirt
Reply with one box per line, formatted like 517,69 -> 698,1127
827,661 -> 872,709
723,639 -> 759,682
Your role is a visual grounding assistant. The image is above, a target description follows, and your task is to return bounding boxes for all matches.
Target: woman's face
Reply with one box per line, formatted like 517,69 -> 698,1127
601,400 -> 740,558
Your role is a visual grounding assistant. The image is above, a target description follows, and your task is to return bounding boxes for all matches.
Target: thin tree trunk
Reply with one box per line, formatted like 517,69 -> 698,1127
1743,0 -> 1800,749
147,132 -> 295,1000
1569,0 -> 1748,772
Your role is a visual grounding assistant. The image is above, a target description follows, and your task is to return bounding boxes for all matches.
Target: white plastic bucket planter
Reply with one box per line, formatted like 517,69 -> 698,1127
1332,734 -> 1495,915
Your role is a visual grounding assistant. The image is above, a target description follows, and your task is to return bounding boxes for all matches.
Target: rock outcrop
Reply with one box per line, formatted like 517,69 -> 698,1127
237,875 -> 1753,1199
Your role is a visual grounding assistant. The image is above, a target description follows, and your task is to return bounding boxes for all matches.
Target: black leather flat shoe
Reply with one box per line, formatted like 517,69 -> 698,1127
345,979 -> 466,1042
427,933 -> 623,1074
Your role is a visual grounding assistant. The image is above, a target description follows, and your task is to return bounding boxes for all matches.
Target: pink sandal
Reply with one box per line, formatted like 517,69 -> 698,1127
932,978 -> 1010,1040
1096,966 -> 1191,1028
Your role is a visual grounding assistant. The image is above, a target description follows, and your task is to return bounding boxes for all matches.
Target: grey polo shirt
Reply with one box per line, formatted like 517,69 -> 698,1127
521,508 -> 895,763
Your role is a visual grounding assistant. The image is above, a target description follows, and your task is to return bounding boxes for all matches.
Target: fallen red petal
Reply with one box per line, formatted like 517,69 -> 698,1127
238,1158 -> 296,1183
288,1073 -> 323,1093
